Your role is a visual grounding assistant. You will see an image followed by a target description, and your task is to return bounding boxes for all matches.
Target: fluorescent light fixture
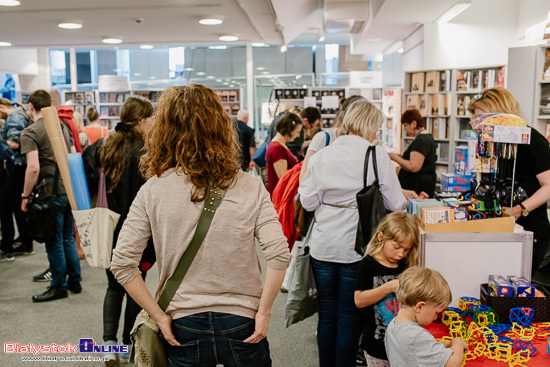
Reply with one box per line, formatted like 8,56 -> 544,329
252,42 -> 267,47
0,41 -> 12,46
219,35 -> 238,42
280,44 -> 288,53
140,45 -> 154,49
261,71 -> 269,75
184,67 -> 194,71
199,17 -> 223,25
435,1 -> 471,24
102,37 -> 122,44
216,79 -> 222,82
58,21 -> 83,29
223,82 -> 229,85
229,84 -> 235,87
206,76 -> 215,79
317,30 -> 326,43
255,66 -> 266,71
0,0 -> 20,6
208,45 -> 227,50
196,71 -> 206,76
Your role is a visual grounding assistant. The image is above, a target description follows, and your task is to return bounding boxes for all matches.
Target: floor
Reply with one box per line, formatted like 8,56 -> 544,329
0,242 -> 319,366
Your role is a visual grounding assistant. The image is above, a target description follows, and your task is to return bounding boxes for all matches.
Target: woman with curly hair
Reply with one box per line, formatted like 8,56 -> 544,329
84,95 -> 156,365
110,85 -> 291,366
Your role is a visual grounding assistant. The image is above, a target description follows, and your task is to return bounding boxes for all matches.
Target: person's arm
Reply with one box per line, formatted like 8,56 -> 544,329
21,150 -> 40,212
378,149 -> 407,210
7,140 -> 19,150
243,267 -> 285,343
248,146 -> 257,170
444,338 -> 468,367
272,159 -> 288,179
503,169 -> 550,219
389,151 -> 425,173
299,149 -> 317,181
354,279 -> 399,308
297,155 -> 321,212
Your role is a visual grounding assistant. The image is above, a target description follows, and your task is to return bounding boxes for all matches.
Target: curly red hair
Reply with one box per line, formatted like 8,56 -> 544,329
141,84 -> 240,202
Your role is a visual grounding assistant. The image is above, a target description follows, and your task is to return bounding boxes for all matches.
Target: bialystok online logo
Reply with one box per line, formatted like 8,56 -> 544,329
4,339 -> 128,355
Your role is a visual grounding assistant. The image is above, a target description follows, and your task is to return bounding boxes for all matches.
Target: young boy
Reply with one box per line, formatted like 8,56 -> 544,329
385,266 -> 468,367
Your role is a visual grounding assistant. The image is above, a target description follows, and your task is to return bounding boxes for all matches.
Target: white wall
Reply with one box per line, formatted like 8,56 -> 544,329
402,25 -> 424,73
516,0 -> 550,41
17,49 -> 51,92
0,48 -> 39,75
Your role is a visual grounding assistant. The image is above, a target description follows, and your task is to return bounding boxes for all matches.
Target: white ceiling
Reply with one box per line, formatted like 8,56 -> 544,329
0,0 -> 476,53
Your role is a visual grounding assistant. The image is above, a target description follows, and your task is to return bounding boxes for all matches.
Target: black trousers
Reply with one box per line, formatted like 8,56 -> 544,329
103,268 -> 147,345
0,164 -> 33,252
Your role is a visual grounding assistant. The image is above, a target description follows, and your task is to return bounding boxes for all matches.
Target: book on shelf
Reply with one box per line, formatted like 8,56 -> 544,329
543,49 -> 550,80
540,84 -> 550,115
373,88 -> 382,100
439,70 -> 451,92
425,71 -> 438,93
76,92 -> 84,104
443,93 -> 452,115
431,94 -> 440,115
496,66 -> 505,88
432,119 -> 440,138
406,95 -> 420,110
411,72 -> 425,93
481,70 -> 489,90
470,70 -> 481,91
457,95 -> 470,116
108,93 -> 116,103
419,94 -> 428,116
100,107 -> 108,117
108,106 -> 119,116
438,118 -> 448,139
99,93 -> 107,103
456,71 -> 470,91
85,91 -> 95,104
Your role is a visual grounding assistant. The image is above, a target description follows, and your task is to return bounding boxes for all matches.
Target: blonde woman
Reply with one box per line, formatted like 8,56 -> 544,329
468,87 -> 550,279
298,100 -> 407,367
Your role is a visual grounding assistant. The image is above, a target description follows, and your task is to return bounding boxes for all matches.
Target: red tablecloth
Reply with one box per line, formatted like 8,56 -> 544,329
426,323 -> 550,366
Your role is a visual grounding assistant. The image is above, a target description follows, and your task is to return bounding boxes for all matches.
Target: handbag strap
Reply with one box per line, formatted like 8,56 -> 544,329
96,137 -> 109,208
157,187 -> 227,312
363,145 -> 379,188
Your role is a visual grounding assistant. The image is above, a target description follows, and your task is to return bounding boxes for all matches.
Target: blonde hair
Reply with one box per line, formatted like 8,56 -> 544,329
365,211 -> 420,266
467,87 -> 525,119
397,266 -> 452,309
73,111 -> 84,132
341,99 -> 383,139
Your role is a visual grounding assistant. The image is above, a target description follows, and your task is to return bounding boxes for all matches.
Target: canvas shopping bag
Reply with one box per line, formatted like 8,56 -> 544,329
284,220 -> 318,327
129,309 -> 167,367
73,163 -> 120,269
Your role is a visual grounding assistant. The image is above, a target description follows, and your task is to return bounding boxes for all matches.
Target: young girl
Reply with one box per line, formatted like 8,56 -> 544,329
354,211 -> 420,367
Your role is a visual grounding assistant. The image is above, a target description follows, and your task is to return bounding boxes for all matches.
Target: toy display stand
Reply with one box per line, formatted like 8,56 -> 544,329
420,227 -> 533,308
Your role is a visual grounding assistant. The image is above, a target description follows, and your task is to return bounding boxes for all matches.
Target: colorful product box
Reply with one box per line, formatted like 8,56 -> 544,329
454,147 -> 469,175
408,199 -> 441,218
507,275 -> 535,297
488,275 -> 514,297
440,173 -> 475,192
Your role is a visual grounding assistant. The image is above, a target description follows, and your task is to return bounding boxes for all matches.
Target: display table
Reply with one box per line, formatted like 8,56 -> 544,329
426,322 -> 550,366
420,226 -> 533,307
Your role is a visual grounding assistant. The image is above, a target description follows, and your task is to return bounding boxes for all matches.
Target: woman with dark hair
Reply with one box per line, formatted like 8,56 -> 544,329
110,85 -> 290,366
389,109 -> 437,197
266,112 -> 303,195
87,95 -> 156,365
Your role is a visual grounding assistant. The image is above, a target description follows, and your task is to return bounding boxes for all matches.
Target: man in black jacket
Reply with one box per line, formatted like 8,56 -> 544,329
234,110 -> 256,172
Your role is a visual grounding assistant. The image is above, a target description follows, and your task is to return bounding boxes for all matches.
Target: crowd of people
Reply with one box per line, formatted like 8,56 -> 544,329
0,84 -> 549,367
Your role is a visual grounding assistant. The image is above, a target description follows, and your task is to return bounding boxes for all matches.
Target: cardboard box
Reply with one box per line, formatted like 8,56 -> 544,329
421,216 -> 514,233
507,275 -> 536,297
488,275 -> 514,297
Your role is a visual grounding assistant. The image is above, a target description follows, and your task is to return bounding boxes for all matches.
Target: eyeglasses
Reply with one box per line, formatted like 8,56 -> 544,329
376,128 -> 383,137
473,93 -> 487,100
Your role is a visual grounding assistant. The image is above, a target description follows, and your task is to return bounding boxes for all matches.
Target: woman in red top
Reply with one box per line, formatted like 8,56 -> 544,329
266,112 -> 303,195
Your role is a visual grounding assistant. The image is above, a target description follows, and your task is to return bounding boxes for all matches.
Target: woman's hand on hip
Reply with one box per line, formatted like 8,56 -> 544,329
243,312 -> 271,343
157,313 -> 181,346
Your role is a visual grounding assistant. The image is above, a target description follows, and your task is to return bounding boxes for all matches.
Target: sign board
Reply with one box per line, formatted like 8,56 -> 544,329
98,75 -> 130,92
303,97 -> 317,108
349,71 -> 383,88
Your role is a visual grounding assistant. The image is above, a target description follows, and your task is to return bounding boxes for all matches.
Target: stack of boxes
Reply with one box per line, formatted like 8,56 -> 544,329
440,145 -> 475,192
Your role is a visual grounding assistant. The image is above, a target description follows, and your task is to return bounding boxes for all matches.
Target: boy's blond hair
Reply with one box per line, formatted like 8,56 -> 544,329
396,266 -> 452,309
365,211 -> 421,266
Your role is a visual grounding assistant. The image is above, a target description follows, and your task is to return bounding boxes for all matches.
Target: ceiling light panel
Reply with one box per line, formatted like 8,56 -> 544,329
199,18 -> 223,25
58,21 -> 83,30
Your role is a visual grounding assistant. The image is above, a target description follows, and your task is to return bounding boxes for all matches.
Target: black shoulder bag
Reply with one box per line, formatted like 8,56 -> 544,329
355,145 -> 390,256
27,166 -> 59,243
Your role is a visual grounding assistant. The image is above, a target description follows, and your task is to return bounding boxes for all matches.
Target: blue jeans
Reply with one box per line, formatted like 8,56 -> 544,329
45,194 -> 81,290
311,257 -> 362,367
168,312 -> 271,367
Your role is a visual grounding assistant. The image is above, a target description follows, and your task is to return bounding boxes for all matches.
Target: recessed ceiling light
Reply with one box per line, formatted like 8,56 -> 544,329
261,71 -> 269,75
140,45 -> 154,49
0,41 -> 12,46
280,44 -> 288,53
196,71 -> 206,76
216,79 -> 222,82
0,0 -> 20,6
252,42 -> 267,47
219,35 -> 238,42
206,76 -> 215,79
199,17 -> 223,25
102,37 -> 122,44
58,21 -> 83,30
255,67 -> 266,71
184,67 -> 194,71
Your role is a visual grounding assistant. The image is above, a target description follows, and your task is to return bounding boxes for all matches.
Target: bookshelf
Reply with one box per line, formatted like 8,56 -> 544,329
403,69 -> 453,177
63,90 -> 99,121
213,88 -> 241,117
309,87 -> 347,128
98,91 -> 132,129
508,45 -> 550,140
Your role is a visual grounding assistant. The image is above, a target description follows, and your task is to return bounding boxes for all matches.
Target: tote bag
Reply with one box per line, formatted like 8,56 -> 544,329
355,145 -> 390,256
285,220 -> 318,327
73,151 -> 120,269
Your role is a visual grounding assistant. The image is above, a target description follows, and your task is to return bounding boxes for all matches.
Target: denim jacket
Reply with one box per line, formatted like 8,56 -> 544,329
0,106 -> 30,165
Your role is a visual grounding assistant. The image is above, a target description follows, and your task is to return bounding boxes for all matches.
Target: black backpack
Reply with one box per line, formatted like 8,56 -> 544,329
0,142 -> 15,185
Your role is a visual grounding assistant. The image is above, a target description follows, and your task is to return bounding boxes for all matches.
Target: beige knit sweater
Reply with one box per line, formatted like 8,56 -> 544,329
110,169 -> 291,321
